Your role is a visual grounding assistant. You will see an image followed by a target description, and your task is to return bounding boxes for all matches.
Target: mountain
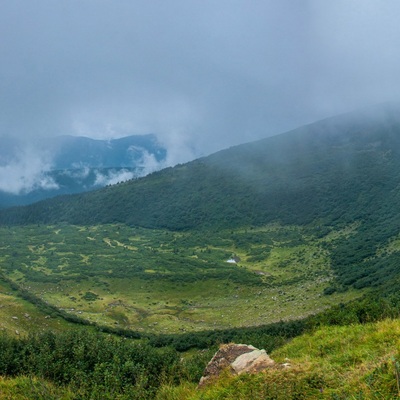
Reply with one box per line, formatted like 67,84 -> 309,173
46,134 -> 166,169
2,102 -> 400,228
2,102 -> 400,294
0,134 -> 167,208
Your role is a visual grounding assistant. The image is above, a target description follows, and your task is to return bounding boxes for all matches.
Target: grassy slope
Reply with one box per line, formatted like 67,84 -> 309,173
0,276 -> 77,336
158,318 -> 400,399
2,105 -> 400,397
0,376 -> 74,400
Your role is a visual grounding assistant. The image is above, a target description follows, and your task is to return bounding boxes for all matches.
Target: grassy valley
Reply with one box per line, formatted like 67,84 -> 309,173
0,222 -> 361,335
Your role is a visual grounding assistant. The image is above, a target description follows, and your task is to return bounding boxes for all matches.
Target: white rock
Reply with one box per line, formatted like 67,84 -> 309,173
231,349 -> 275,374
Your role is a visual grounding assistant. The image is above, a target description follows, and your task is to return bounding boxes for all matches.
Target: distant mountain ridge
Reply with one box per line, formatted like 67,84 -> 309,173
0,134 -> 167,208
47,134 -> 166,169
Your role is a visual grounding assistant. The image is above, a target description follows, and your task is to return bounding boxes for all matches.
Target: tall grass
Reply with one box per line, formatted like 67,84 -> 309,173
157,318 -> 400,399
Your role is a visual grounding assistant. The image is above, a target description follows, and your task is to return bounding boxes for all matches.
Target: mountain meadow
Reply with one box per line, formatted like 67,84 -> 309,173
2,104 -> 400,398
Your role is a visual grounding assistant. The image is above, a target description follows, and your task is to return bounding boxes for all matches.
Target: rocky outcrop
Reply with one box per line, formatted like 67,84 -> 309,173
198,343 -> 279,387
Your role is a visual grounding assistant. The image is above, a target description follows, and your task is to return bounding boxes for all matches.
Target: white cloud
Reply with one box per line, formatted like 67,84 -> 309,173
93,148 -> 168,186
0,148 -> 58,194
127,147 -> 167,176
62,165 -> 91,179
94,169 -> 135,187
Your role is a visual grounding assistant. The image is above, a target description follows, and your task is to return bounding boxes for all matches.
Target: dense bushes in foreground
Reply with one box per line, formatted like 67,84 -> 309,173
0,330 -> 184,399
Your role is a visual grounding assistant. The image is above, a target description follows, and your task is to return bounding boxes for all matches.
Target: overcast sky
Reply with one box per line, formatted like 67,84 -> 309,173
1,0 -> 400,166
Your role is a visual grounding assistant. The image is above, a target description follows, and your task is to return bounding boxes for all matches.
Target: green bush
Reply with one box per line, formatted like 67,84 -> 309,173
0,330 -> 180,399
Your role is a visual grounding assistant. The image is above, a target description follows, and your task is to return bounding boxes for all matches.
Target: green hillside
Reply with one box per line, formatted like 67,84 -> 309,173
160,318 -> 400,399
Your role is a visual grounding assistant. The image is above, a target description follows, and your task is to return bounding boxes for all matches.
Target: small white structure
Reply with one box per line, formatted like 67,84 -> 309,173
226,255 -> 241,264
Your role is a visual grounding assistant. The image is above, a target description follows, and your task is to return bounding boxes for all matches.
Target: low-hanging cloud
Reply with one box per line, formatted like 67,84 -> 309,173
0,147 -> 58,195
93,149 -> 167,187
61,165 -> 91,180
134,149 -> 167,177
94,169 -> 136,187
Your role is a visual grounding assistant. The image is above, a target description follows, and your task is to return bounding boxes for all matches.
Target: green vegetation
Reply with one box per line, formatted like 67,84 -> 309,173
0,275 -> 74,335
1,219 -> 400,398
0,329 -> 183,399
0,376 -> 75,400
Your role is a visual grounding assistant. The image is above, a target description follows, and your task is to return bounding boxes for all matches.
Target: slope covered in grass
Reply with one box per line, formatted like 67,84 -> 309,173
0,274 -> 76,335
0,376 -> 74,400
158,318 -> 400,399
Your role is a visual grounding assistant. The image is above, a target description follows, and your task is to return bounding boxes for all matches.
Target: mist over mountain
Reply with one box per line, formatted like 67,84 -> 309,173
0,134 -> 167,208
2,102 -> 398,226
